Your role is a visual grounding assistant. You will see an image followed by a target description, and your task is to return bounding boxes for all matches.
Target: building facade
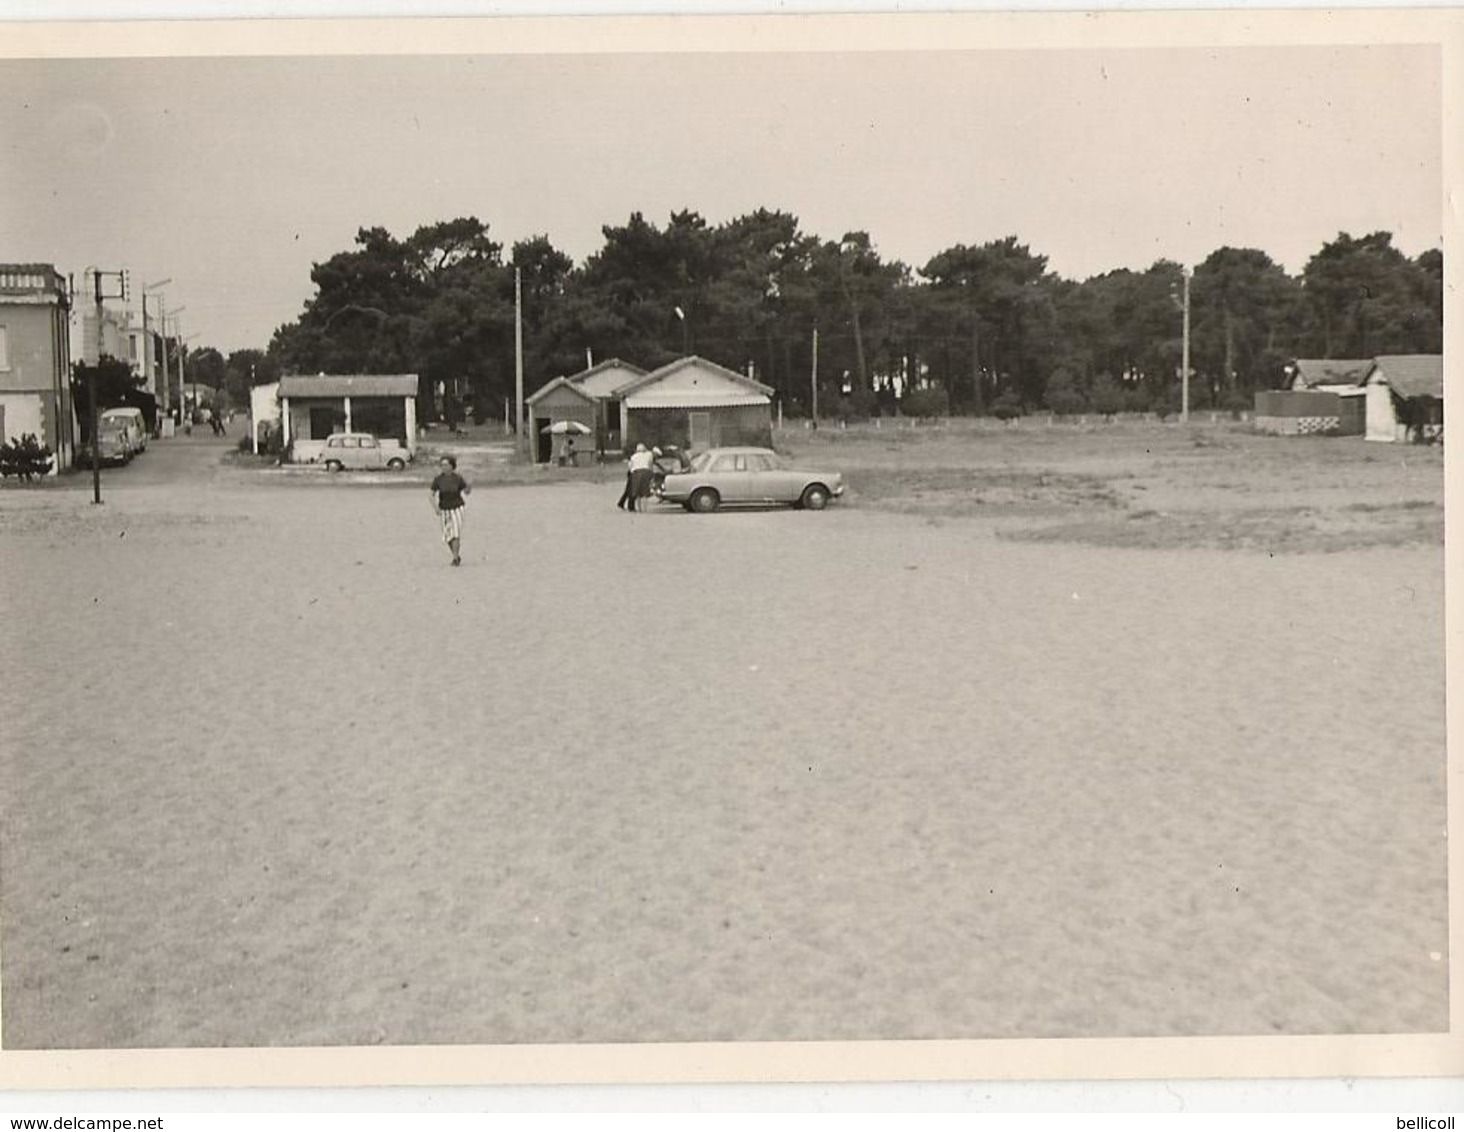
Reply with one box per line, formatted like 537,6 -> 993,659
277,374 -> 419,463
0,264 -> 75,471
618,356 -> 774,452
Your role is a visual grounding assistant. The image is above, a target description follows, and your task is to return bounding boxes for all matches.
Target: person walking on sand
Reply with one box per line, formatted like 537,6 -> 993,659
429,454 -> 471,566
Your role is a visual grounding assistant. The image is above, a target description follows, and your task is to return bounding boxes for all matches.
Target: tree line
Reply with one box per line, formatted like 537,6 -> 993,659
206,212 -> 1442,422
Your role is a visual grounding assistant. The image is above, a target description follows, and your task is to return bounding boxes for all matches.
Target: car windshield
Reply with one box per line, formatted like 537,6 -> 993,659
689,451 -> 716,472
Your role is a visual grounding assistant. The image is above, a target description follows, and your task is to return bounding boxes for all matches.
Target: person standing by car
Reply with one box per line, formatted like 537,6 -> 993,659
616,442 -> 646,510
622,443 -> 655,512
429,454 -> 471,566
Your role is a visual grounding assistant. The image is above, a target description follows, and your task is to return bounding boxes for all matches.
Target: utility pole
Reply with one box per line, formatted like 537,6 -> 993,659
1181,267 -> 1192,424
88,267 -> 128,504
514,266 -> 525,459
159,308 -> 172,431
810,327 -> 820,430
141,278 -> 170,421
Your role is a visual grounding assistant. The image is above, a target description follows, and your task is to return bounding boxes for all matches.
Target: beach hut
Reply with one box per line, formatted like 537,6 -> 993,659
565,358 -> 647,455
618,356 -> 774,453
278,374 -> 419,463
525,377 -> 598,465
1364,354 -> 1444,443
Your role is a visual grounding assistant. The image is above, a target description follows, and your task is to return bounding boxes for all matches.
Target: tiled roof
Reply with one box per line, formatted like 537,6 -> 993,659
1369,355 -> 1444,399
526,376 -> 596,405
566,358 -> 647,399
616,355 -> 774,400
277,374 -> 419,398
1290,359 -> 1373,388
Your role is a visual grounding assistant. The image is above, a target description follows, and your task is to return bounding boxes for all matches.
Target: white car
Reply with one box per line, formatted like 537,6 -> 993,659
100,407 -> 148,454
656,446 -> 845,512
320,432 -> 410,471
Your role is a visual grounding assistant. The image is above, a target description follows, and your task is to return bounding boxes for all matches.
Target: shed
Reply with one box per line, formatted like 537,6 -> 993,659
566,358 -> 647,455
618,356 -> 773,453
278,374 -> 419,463
525,377 -> 597,464
1364,354 -> 1443,443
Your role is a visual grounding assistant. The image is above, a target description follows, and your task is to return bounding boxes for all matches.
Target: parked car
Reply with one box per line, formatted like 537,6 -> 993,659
100,407 -> 147,454
75,429 -> 132,468
320,432 -> 410,472
649,445 -> 694,494
655,446 -> 845,512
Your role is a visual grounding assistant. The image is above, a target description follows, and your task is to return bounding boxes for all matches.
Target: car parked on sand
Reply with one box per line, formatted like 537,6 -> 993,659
320,432 -> 410,472
75,429 -> 132,468
655,446 -> 845,513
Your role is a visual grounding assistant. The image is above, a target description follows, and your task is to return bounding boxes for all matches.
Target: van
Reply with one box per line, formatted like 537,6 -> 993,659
100,407 -> 147,454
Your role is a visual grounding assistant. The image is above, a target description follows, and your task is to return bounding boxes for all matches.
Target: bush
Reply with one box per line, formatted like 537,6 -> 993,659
1089,375 -> 1124,419
0,433 -> 54,481
1221,390 -> 1251,419
836,387 -> 879,422
1044,367 -> 1086,416
991,389 -> 1025,421
901,385 -> 950,420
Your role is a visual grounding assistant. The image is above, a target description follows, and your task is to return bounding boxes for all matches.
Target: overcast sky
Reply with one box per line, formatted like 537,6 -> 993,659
0,40 -> 1441,352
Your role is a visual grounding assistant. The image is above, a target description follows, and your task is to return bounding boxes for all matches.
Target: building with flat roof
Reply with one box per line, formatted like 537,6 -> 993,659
0,264 -> 75,471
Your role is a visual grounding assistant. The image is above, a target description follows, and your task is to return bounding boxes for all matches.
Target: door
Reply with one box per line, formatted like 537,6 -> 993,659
310,406 -> 340,439
707,451 -> 752,502
688,411 -> 711,451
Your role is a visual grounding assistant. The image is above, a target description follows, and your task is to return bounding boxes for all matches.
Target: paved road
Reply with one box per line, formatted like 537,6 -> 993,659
63,427 -> 238,492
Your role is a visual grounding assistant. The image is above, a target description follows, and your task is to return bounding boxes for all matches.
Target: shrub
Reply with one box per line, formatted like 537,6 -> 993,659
1044,367 -> 1086,416
1089,375 -> 1124,419
837,387 -> 879,422
1221,390 -> 1251,419
0,433 -> 54,481
901,385 -> 950,420
991,389 -> 1024,421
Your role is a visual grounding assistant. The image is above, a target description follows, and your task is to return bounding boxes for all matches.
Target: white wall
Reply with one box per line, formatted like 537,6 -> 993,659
1365,381 -> 1399,442
0,391 -> 43,443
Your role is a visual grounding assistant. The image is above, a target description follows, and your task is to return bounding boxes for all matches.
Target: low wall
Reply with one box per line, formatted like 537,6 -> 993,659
1254,390 -> 1343,436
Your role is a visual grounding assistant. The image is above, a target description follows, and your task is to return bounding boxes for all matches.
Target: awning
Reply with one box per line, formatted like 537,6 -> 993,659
622,391 -> 771,410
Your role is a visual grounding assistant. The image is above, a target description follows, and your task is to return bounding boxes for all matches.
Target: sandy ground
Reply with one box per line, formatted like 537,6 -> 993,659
0,437 -> 1448,1048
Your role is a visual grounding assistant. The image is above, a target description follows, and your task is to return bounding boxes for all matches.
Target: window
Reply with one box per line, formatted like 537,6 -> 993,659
0,326 -> 8,371
746,454 -> 773,473
710,455 -> 737,472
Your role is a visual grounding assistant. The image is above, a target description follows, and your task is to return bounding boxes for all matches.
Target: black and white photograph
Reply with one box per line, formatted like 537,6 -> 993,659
0,8 -> 1457,1097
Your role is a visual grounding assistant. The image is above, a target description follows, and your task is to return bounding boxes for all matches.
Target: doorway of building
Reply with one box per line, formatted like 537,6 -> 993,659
688,411 -> 711,450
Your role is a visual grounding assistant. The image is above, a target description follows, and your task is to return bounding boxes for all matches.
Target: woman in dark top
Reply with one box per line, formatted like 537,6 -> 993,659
429,455 -> 471,566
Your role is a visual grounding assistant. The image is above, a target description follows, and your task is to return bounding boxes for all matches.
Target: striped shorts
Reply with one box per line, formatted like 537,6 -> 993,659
439,505 -> 464,544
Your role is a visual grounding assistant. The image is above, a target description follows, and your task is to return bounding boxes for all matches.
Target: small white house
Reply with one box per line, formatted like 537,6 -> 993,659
249,382 -> 280,453
1364,355 -> 1443,443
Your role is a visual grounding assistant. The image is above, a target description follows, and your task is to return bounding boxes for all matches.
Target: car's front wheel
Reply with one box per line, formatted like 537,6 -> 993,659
325,459 -> 343,473
689,487 -> 720,513
800,484 -> 830,511
386,457 -> 405,470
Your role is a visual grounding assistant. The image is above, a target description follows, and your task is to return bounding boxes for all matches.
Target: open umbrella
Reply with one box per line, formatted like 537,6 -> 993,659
540,420 -> 592,435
